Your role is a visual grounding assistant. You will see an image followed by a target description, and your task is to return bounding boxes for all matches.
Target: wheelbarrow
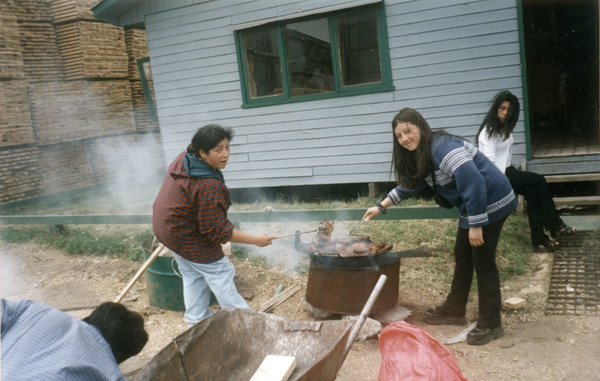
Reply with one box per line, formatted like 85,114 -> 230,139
133,275 -> 387,381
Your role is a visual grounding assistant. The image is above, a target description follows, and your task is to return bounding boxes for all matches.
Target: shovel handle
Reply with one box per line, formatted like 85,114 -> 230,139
114,243 -> 165,303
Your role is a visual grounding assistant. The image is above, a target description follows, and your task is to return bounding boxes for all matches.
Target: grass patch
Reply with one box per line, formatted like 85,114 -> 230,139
0,225 -> 153,262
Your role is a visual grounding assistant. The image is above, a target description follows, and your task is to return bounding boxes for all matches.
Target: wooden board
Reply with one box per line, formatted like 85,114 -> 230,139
55,21 -> 128,79
51,0 -> 98,24
250,355 -> 297,381
0,6 -> 25,79
0,147 -> 45,204
39,141 -> 96,193
18,21 -> 64,80
29,80 -> 135,145
0,80 -> 35,147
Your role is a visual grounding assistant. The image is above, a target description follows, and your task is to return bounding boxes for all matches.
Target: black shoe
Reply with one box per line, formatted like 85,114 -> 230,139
423,307 -> 467,326
466,326 -> 504,345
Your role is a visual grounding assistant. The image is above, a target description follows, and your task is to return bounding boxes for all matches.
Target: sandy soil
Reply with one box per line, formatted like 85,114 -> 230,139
1,240 -> 599,380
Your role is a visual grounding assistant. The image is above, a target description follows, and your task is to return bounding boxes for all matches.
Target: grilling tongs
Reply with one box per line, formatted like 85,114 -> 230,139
349,217 -> 369,236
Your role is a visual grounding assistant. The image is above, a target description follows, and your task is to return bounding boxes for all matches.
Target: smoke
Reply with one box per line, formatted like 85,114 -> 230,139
232,219 -> 356,273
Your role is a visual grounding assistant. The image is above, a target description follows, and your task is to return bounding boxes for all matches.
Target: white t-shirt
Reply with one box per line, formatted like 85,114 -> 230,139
477,128 -> 513,174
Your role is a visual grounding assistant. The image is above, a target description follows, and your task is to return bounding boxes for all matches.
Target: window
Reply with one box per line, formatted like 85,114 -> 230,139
235,4 -> 393,107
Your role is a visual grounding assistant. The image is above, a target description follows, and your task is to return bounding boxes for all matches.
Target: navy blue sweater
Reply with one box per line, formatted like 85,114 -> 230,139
388,134 -> 516,229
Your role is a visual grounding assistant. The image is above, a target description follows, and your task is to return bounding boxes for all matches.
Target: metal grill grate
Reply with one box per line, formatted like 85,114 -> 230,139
546,231 -> 600,315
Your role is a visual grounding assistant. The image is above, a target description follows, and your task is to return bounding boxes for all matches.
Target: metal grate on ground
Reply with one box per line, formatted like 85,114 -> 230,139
545,231 -> 600,315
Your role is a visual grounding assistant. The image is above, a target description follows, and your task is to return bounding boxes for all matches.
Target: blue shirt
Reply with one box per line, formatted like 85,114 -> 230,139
388,134 -> 516,229
1,298 -> 126,381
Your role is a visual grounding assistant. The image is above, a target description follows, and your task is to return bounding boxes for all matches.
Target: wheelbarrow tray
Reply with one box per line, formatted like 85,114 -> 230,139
133,308 -> 353,381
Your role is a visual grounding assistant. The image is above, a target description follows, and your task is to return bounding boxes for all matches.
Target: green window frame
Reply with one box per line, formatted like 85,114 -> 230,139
234,3 -> 394,108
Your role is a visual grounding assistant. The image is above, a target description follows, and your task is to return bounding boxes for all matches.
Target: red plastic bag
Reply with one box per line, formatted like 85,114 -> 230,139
378,321 -> 467,381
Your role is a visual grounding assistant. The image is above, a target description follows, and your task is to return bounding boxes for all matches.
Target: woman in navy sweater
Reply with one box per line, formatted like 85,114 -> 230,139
362,108 -> 516,345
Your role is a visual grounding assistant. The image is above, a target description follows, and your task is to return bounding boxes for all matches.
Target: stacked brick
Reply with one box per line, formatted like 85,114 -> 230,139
0,0 -> 163,206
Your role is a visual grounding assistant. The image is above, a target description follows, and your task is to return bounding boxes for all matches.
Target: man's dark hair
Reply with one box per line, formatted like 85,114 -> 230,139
83,302 -> 148,364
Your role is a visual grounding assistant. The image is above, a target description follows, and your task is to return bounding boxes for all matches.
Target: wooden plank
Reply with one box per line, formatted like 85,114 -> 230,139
553,196 -> 600,206
250,355 -> 297,381
545,173 -> 600,183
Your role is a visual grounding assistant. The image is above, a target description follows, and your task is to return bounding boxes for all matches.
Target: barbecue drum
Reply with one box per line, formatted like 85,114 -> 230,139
295,226 -> 400,315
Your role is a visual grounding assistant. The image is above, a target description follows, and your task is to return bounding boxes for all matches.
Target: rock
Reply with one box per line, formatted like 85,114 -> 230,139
300,298 -> 336,319
371,304 -> 412,324
342,316 -> 382,341
503,297 -> 527,310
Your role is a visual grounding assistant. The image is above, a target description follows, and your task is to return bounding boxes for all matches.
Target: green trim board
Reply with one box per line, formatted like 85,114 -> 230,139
516,0 -> 532,159
0,207 -> 458,225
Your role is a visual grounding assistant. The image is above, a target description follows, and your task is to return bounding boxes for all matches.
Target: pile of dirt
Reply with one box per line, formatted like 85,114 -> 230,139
1,240 -> 599,380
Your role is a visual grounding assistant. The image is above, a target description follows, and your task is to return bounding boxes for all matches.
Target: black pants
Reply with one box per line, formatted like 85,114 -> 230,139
441,216 -> 508,329
505,166 -> 563,246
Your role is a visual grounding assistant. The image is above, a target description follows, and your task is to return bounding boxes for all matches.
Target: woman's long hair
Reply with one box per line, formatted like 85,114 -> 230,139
187,124 -> 234,155
391,108 -> 435,188
476,90 -> 520,143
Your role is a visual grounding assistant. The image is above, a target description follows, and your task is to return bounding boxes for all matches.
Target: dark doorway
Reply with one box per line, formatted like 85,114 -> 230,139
522,0 -> 599,158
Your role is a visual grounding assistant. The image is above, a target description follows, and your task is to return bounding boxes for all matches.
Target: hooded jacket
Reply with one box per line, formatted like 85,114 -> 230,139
153,152 -> 234,263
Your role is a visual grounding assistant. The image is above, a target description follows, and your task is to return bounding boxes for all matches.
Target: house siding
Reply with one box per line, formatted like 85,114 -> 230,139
140,0 -> 524,188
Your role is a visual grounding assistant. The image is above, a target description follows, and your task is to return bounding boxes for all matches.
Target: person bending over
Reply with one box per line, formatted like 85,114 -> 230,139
1,298 -> 148,380
362,108 -> 516,345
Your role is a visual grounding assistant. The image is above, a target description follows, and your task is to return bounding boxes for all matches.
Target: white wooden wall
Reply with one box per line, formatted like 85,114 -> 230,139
121,0 -> 524,188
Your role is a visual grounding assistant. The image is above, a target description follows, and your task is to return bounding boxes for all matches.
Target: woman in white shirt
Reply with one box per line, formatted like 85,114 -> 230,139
476,90 -> 575,252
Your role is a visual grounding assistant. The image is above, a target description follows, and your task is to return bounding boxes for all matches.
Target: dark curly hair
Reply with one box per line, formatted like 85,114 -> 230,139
476,90 -> 520,144
83,302 -> 148,364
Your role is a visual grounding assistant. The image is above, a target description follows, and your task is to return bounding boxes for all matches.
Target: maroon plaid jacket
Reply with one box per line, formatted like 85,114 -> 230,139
152,152 -> 234,263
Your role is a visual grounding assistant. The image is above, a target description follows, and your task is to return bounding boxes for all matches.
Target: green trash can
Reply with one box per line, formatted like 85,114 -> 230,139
143,249 -> 186,311
142,239 -> 216,311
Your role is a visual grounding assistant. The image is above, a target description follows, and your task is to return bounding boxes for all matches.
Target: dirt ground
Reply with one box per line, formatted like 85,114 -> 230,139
1,239 -> 599,381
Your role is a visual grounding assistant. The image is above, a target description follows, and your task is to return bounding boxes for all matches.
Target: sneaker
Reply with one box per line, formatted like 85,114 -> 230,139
423,307 -> 467,326
466,326 -> 504,345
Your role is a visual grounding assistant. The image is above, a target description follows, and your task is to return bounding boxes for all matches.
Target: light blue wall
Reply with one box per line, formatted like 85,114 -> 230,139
131,0 -> 524,188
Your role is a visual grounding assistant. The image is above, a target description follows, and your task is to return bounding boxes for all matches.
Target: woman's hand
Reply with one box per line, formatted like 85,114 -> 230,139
469,226 -> 484,247
362,207 -> 379,222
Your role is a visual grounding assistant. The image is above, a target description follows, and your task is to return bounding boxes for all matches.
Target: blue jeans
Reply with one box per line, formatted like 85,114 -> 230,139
172,253 -> 250,325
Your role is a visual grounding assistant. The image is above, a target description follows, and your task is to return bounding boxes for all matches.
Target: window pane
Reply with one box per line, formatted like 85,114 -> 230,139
243,29 -> 283,98
336,11 -> 381,87
285,18 -> 334,96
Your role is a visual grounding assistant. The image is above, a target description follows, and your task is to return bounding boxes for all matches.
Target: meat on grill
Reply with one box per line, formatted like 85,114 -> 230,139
306,226 -> 393,258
